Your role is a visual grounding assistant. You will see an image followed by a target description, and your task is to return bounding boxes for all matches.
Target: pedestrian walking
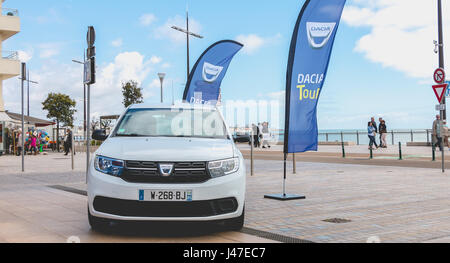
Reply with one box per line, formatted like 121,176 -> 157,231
64,129 -> 74,156
257,123 -> 263,148
371,117 -> 378,134
261,122 -> 271,149
368,122 -> 378,150
432,115 -> 443,151
251,124 -> 258,148
379,119 -> 388,148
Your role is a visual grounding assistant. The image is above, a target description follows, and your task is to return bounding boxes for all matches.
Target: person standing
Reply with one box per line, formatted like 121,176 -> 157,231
368,122 -> 378,150
379,119 -> 387,148
261,122 -> 271,149
64,129 -> 73,156
371,117 -> 378,134
257,123 -> 263,148
30,133 -> 37,155
16,130 -> 22,156
432,115 -> 443,151
251,124 -> 258,148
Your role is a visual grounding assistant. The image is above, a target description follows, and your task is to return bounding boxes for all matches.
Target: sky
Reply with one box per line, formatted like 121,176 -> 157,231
2,0 -> 450,130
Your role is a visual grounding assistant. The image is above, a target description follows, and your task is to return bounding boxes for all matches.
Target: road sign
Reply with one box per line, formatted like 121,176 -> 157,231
436,104 -> 446,111
433,83 -> 448,103
87,26 -> 95,47
434,68 -> 445,84
83,58 -> 95,85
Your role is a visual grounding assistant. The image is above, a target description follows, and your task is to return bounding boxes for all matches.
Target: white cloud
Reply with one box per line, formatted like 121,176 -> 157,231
235,33 -> 282,54
155,15 -> 202,44
17,50 -> 33,62
342,0 -> 450,79
150,55 -> 162,64
111,38 -> 123,47
140,13 -> 157,26
38,43 -> 62,59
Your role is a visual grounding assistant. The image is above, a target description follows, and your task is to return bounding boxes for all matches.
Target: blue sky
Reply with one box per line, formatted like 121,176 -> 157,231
2,0 -> 449,129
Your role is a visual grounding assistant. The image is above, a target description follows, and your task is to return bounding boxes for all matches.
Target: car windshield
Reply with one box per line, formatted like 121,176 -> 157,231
114,108 -> 229,139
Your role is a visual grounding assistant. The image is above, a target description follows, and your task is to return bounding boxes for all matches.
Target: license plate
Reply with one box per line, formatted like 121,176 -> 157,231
139,190 -> 192,202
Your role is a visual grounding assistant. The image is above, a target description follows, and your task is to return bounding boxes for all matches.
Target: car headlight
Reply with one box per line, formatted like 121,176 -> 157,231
94,155 -> 124,176
208,157 -> 239,178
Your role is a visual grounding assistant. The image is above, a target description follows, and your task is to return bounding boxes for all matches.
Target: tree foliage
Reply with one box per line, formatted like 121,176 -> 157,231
42,93 -> 77,127
122,80 -> 143,108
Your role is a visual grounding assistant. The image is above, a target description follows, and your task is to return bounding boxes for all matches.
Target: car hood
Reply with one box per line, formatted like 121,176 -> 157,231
95,136 -> 235,162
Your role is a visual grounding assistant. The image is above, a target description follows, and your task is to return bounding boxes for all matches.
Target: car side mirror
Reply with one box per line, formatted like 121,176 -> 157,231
92,129 -> 108,141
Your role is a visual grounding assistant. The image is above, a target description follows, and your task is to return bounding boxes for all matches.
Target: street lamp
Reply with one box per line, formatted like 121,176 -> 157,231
72,58 -> 87,149
158,73 -> 166,103
171,9 -> 204,81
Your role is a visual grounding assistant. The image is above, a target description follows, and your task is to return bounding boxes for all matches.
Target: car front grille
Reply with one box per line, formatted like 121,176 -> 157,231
93,196 -> 238,217
121,161 -> 211,184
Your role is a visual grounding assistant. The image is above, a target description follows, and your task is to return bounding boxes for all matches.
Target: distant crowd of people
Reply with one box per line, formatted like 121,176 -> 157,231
251,122 -> 271,149
367,117 -> 388,150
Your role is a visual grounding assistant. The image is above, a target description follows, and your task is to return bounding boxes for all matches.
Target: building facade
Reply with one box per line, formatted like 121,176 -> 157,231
0,0 -> 20,154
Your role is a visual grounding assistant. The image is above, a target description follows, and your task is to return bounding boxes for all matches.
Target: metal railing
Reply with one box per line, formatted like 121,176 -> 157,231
318,129 -> 433,145
1,50 -> 19,60
1,8 -> 19,17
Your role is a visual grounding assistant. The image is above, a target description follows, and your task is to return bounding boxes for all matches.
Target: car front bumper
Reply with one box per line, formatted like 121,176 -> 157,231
87,158 -> 246,222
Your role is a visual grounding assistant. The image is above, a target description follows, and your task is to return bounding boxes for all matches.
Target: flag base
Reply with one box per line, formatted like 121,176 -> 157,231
264,194 -> 306,201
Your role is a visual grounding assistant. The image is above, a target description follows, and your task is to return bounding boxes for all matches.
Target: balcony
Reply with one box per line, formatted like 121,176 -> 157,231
0,50 -> 20,80
0,8 -> 20,41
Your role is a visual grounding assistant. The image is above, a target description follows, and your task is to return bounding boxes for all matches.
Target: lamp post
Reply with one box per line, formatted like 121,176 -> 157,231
158,73 -> 166,103
171,8 -> 203,81
72,58 -> 87,155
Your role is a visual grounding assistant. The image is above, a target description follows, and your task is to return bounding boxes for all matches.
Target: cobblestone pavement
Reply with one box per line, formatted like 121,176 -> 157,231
2,151 -> 450,243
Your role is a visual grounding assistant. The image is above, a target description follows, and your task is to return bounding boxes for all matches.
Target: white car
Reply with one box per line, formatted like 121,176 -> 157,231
87,103 -> 246,231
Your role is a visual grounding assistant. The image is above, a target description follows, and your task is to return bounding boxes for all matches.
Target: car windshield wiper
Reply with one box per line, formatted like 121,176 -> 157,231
115,133 -> 145,137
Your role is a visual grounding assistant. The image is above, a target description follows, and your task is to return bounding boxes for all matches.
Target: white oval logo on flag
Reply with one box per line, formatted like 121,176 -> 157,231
202,62 -> 224,83
306,22 -> 336,49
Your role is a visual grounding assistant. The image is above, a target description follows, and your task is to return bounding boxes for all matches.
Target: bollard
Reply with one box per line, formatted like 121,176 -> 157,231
398,142 -> 402,160
250,130 -> 254,176
293,153 -> 296,174
341,141 -> 346,158
391,131 -> 394,145
356,130 -> 359,145
370,147 -> 373,159
432,144 -> 436,162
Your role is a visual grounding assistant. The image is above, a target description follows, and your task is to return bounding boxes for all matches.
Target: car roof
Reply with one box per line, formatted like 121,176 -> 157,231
128,102 -> 218,110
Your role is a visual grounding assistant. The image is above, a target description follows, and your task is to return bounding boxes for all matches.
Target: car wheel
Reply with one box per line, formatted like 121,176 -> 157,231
88,207 -> 109,231
224,207 -> 245,231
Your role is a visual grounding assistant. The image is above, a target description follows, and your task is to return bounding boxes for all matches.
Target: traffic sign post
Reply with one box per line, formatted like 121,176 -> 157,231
86,26 -> 96,179
433,68 -> 446,173
434,68 -> 445,84
433,83 -> 448,103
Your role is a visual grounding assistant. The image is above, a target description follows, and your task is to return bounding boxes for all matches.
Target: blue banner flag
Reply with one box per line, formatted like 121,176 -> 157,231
183,40 -> 243,105
284,0 -> 346,153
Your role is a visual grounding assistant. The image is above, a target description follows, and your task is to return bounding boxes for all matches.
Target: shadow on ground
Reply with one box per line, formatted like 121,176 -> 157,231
91,220 -> 232,238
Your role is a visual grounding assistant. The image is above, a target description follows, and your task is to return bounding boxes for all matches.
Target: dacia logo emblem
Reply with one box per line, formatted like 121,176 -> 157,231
202,62 -> 224,83
306,22 -> 336,49
158,164 -> 174,177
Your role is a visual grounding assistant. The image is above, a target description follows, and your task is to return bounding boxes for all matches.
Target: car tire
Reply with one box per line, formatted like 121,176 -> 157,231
224,207 -> 245,231
88,207 -> 109,231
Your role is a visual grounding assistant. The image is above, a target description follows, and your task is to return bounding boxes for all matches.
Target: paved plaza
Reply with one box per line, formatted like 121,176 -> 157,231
1,146 -> 450,243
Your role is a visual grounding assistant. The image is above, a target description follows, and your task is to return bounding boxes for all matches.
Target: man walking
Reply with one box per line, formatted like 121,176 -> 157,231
379,120 -> 388,148
64,129 -> 73,156
433,115 -> 443,151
